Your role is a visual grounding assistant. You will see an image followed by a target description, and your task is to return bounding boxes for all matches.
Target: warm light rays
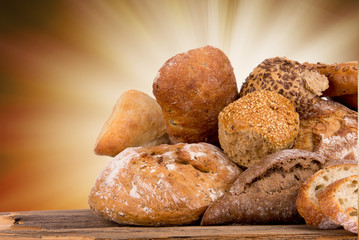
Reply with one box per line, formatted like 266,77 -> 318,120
0,0 -> 358,211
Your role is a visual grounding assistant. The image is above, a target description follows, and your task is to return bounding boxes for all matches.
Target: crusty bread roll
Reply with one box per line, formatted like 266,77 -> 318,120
239,57 -> 329,115
218,90 -> 299,168
305,61 -> 358,97
201,149 -> 328,226
296,163 -> 358,229
293,98 -> 358,161
153,46 -> 238,145
89,142 -> 242,226
318,175 -> 358,234
94,90 -> 171,157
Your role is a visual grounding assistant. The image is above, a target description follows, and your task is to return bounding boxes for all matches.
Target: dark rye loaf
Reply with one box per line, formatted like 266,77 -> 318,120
201,149 -> 328,226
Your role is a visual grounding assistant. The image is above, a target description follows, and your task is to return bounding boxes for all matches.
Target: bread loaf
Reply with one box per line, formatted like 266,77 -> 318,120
218,90 -> 299,168
331,94 -> 358,111
239,57 -> 329,115
201,149 -> 328,226
89,142 -> 242,226
94,90 -> 171,157
293,98 -> 358,161
296,163 -> 358,229
153,46 -> 238,145
305,61 -> 358,97
318,175 -> 358,234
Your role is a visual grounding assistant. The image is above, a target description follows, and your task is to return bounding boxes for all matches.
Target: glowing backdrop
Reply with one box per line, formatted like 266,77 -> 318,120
0,0 -> 358,211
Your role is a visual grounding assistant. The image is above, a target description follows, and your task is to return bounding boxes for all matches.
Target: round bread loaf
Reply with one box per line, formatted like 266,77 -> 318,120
88,142 -> 242,226
201,149 -> 328,226
218,90 -> 299,168
293,98 -> 358,161
153,46 -> 238,145
239,57 -> 329,116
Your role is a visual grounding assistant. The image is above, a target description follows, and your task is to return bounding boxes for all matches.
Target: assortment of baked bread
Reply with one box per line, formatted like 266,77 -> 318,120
89,46 -> 358,234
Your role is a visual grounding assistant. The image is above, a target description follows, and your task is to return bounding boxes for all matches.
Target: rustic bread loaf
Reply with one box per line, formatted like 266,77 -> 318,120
218,90 -> 299,168
293,98 -> 358,161
89,142 -> 242,226
153,46 -> 238,145
304,61 -> 358,97
318,175 -> 358,234
296,163 -> 358,229
239,57 -> 329,115
94,90 -> 170,157
201,149 -> 327,226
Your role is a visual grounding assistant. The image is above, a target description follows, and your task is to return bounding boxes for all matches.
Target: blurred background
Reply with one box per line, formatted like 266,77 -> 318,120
0,0 -> 358,212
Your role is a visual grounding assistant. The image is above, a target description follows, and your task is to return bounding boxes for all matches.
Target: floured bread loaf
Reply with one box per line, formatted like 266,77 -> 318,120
200,149 -> 327,226
89,142 -> 242,226
218,90 -> 299,168
296,163 -> 358,229
239,57 -> 328,115
318,175 -> 358,234
293,98 -> 358,161
94,90 -> 171,157
153,46 -> 238,144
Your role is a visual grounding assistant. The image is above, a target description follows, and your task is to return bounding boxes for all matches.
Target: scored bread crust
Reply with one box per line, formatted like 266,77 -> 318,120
293,98 -> 358,161
239,57 -> 328,116
89,142 -> 242,226
305,61 -> 358,97
317,175 -> 358,234
296,163 -> 358,229
201,149 -> 327,226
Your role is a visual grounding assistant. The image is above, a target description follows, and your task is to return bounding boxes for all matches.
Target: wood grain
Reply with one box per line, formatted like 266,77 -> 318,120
0,209 -> 357,239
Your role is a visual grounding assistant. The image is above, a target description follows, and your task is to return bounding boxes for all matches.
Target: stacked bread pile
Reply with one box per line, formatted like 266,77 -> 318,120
88,46 -> 358,234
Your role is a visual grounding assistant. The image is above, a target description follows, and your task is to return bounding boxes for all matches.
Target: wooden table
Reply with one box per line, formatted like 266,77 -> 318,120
0,209 -> 356,239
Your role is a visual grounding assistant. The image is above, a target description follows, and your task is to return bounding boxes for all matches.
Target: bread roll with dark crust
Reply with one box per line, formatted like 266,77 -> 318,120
239,57 -> 329,116
200,149 -> 328,226
304,61 -> 358,97
89,142 -> 242,226
293,98 -> 358,161
218,90 -> 299,168
94,90 -> 171,157
153,46 -> 238,145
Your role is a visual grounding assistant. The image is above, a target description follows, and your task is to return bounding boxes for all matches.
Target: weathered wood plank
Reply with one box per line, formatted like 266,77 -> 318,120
0,209 -> 357,239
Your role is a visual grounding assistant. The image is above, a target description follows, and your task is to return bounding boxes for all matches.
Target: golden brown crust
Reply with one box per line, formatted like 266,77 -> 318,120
239,57 -> 328,116
218,90 -> 299,167
296,164 -> 358,229
293,98 -> 358,161
94,90 -> 170,157
153,46 -> 238,144
317,175 -> 358,234
305,61 -> 358,97
89,143 -> 242,226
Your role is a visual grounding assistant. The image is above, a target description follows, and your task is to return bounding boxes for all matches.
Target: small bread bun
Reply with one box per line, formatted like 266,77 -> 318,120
218,90 -> 299,168
94,90 -> 170,157
153,46 -> 238,145
89,142 -> 242,226
239,57 -> 329,116
305,61 -> 358,97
